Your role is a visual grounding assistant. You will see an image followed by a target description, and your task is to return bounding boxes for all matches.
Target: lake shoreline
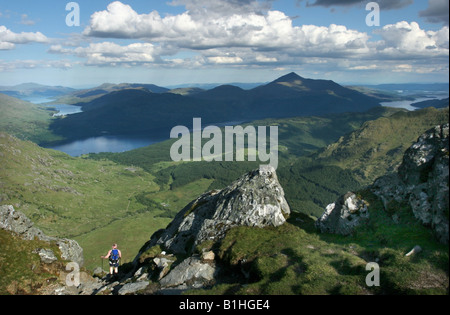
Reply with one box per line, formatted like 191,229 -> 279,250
39,94 -> 448,157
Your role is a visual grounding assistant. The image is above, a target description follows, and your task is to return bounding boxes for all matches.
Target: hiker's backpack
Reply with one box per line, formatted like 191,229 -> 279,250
110,249 -> 120,262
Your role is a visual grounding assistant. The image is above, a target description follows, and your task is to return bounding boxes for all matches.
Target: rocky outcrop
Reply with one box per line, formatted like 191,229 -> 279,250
0,205 -> 100,295
316,192 -> 369,235
371,124 -> 449,244
141,165 -> 290,256
0,205 -> 84,266
317,124 -> 449,244
0,205 -> 49,241
126,165 -> 290,293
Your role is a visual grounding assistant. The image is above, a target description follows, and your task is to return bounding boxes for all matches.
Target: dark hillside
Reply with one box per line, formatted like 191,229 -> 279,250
49,73 -> 381,143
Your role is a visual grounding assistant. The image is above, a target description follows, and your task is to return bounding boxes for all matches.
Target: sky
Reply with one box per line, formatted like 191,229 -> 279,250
0,0 -> 448,87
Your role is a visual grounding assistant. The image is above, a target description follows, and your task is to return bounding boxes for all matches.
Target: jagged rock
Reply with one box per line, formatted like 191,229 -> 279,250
316,192 -> 369,235
141,165 -> 290,256
133,267 -> 145,278
371,124 -> 449,244
153,257 -> 172,269
118,281 -> 149,295
159,256 -> 216,288
0,205 -> 84,266
153,257 -> 175,280
56,239 -> 84,266
398,124 -> 449,185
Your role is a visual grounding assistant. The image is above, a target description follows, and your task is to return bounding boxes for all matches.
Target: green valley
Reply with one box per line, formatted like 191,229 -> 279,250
1,0 -> 448,297
0,133 -> 171,269
0,74 -> 448,295
1,102 -> 447,273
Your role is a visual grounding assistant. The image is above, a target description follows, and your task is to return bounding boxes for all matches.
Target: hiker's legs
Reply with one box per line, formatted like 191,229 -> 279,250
114,267 -> 119,274
109,266 -> 114,275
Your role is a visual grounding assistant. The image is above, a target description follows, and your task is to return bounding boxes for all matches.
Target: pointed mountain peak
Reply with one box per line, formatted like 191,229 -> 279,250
273,72 -> 305,83
265,72 -> 310,91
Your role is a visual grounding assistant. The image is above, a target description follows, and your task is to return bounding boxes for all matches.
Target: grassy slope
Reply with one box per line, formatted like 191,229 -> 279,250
93,106 -> 448,218
316,107 -> 450,184
189,190 -> 448,295
0,93 -> 63,144
1,103 -> 448,285
0,228 -> 68,295
0,133 -> 173,269
279,106 -> 450,217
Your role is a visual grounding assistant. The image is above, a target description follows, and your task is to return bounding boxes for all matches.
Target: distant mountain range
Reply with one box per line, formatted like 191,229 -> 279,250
0,83 -> 76,100
48,72 -> 382,142
51,83 -> 170,104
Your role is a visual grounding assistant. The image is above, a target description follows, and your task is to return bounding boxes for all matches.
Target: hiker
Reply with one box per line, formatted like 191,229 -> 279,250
101,243 -> 122,276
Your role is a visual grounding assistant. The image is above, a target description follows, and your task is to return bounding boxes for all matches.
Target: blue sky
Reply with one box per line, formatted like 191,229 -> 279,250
0,0 -> 448,87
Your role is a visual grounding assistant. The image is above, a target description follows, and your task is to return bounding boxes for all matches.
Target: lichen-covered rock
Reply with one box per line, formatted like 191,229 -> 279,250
316,192 -> 369,235
141,165 -> 290,256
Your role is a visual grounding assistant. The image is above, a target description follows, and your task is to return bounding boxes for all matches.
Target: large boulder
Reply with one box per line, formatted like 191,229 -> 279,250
140,165 -> 290,256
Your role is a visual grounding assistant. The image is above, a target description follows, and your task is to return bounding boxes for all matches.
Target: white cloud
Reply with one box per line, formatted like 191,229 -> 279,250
349,64 -> 378,70
50,42 -> 161,66
0,25 -> 48,50
83,2 -> 166,39
83,2 -> 370,56
432,26 -> 450,49
208,56 -> 243,64
374,21 -> 449,58
0,41 -> 15,50
256,55 -> 278,62
68,1 -> 448,76
393,64 -> 413,72
0,59 -> 73,72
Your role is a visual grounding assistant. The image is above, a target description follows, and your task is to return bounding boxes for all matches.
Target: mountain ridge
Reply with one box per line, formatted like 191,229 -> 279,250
48,72 -> 382,143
